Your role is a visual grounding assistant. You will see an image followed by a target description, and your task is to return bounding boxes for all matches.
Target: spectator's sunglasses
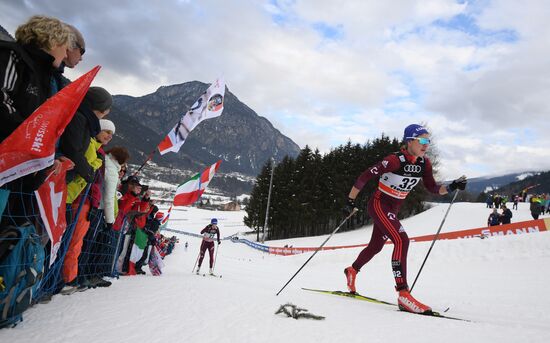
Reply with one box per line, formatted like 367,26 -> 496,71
75,42 -> 85,55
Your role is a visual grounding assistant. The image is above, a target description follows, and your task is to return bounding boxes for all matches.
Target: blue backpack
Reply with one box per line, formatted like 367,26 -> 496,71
0,224 -> 45,328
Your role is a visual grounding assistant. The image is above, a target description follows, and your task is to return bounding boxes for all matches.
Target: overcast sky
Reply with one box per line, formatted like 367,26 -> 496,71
2,0 -> 550,180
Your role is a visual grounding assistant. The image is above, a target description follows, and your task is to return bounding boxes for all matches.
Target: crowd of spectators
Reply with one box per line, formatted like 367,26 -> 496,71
0,15 -> 178,327
485,192 -> 549,225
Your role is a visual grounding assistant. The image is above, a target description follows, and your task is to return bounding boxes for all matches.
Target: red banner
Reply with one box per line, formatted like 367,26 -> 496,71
266,218 -> 550,256
409,218 -> 549,242
35,159 -> 74,266
0,66 -> 100,187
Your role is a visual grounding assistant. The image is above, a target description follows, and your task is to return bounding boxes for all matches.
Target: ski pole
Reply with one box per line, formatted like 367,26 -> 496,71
191,247 -> 201,273
276,208 -> 358,296
410,188 -> 460,292
212,241 -> 221,273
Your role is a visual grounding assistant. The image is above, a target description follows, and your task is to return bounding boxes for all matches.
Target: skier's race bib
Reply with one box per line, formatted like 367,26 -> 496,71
203,231 -> 217,241
378,172 -> 421,199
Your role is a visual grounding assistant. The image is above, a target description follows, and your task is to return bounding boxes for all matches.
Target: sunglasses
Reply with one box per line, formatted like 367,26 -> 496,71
75,42 -> 85,55
407,137 -> 431,145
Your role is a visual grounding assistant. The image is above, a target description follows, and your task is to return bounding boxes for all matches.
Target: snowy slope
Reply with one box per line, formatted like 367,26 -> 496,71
1,203 -> 549,343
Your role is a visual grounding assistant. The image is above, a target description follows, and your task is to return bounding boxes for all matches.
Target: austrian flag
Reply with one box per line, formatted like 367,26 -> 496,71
173,160 -> 221,206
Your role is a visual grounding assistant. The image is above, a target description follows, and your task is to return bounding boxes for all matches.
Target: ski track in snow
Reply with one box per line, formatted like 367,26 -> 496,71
1,203 -> 549,343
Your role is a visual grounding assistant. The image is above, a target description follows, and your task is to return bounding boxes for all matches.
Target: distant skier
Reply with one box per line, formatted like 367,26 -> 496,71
342,124 -> 467,314
196,218 -> 221,275
185,241 -> 189,250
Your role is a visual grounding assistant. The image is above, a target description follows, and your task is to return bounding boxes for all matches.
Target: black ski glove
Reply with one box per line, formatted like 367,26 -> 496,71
343,198 -> 357,216
447,176 -> 467,192
218,240 -> 221,245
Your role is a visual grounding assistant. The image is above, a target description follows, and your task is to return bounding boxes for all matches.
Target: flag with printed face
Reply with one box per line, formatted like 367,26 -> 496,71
0,66 -> 101,187
35,159 -> 74,266
157,78 -> 225,155
173,160 -> 221,206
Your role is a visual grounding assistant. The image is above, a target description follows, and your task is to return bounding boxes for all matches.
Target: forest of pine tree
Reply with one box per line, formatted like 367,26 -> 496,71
244,134 -> 434,240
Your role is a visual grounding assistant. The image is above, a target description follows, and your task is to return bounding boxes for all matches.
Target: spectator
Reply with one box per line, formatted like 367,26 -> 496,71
59,86 -> 112,188
73,120 -> 118,288
493,194 -> 502,209
114,177 -> 142,272
102,146 -> 130,228
530,195 -> 542,220
52,24 -> 85,91
486,194 -> 493,208
1,15 -> 72,227
512,194 -> 519,210
61,96 -> 114,294
487,208 -> 500,226
135,206 -> 162,274
500,205 -> 512,225
125,189 -> 153,275
1,15 -> 70,143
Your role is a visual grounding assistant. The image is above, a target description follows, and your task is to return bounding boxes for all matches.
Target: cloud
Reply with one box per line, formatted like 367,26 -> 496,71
2,0 -> 550,180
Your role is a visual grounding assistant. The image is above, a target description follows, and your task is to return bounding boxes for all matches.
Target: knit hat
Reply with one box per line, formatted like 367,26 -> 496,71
403,124 -> 429,142
211,218 -> 218,225
99,119 -> 116,134
85,87 -> 112,112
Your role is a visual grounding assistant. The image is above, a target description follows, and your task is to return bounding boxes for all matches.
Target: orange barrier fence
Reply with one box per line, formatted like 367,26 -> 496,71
265,218 -> 550,256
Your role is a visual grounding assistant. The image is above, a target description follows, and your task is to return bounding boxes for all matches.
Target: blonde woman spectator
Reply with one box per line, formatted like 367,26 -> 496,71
0,15 -> 71,227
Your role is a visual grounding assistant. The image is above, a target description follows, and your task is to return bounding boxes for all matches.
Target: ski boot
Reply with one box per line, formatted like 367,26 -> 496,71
195,267 -> 200,275
209,268 -> 214,275
397,289 -> 432,314
344,266 -> 357,294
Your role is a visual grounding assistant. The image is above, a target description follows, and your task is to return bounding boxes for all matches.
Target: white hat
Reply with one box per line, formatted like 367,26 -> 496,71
99,119 -> 116,134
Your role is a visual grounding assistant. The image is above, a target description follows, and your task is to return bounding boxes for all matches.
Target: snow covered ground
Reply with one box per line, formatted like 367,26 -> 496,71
2,202 -> 549,343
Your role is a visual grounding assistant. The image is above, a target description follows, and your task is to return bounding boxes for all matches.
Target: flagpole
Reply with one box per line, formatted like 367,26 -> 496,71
261,158 -> 275,243
133,148 -> 157,177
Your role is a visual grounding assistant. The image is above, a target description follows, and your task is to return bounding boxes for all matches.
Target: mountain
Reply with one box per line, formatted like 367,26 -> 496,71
487,171 -> 550,196
0,24 -> 15,41
464,172 -> 544,194
108,81 -> 301,194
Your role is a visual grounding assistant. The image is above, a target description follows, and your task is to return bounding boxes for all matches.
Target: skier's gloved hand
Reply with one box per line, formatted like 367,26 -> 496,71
218,240 -> 221,245
343,198 -> 357,216
447,176 -> 467,192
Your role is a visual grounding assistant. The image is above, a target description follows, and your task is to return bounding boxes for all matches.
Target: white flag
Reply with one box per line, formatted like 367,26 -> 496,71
158,77 -> 225,155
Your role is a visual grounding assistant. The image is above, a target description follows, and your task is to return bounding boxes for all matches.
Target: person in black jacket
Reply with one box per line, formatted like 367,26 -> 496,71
0,15 -> 71,143
487,208 -> 500,226
0,16 -> 71,227
500,205 -> 512,224
59,86 -> 113,185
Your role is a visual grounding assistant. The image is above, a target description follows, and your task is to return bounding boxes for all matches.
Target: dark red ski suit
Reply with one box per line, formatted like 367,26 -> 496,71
351,149 -> 441,291
198,224 -> 220,269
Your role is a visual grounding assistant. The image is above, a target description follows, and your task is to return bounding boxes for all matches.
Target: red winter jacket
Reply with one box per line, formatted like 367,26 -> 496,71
113,191 -> 139,231
133,199 -> 152,229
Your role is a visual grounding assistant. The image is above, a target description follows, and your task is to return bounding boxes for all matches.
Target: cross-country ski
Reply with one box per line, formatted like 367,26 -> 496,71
301,288 -> 467,322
